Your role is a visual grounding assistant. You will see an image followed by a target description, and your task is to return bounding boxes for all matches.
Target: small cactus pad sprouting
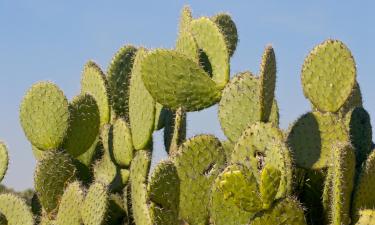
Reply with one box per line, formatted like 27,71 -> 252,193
112,118 -> 134,167
259,164 -> 281,209
355,209 -> 375,225
141,49 -> 221,111
259,46 -> 277,122
81,182 -> 109,225
0,193 -> 34,225
55,181 -> 84,225
129,49 -> 156,150
34,151 -> 77,215
287,111 -> 349,169
178,6 -> 192,33
0,142 -> 8,182
219,72 -> 261,142
301,40 -> 356,112
20,82 -> 69,150
63,94 -> 100,157
173,135 -> 225,224
212,13 -> 238,57
164,108 -> 186,154
107,45 -> 138,119
81,61 -> 111,127
190,17 -> 230,88
269,99 -> 280,126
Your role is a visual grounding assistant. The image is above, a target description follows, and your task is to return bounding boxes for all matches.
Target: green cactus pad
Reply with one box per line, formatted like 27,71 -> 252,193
0,193 -> 34,225
20,82 -> 69,150
259,46 -> 277,122
269,99 -> 279,126
112,118 -> 133,167
355,210 -> 375,225
212,13 -> 238,57
352,150 -> 375,223
34,151 -> 76,215
63,94 -> 100,157
249,198 -> 307,225
259,165 -> 281,209
287,111 -> 349,169
339,82 -> 363,116
107,193 -> 127,224
164,108 -> 186,154
154,103 -> 166,131
173,135 -> 225,224
130,150 -> 152,225
81,61 -> 111,127
345,107 -> 372,166
221,140 -> 234,162
329,143 -> 355,225
0,142 -> 8,182
148,161 -> 180,225
176,30 -> 199,62
141,49 -> 221,111
55,181 -> 84,225
81,182 -> 109,225
107,45 -> 138,120
178,6 -> 192,33
129,49 -> 156,150
210,165 -> 257,225
31,145 -> 48,161
231,122 -> 293,198
190,17 -> 230,88
301,39 -> 356,112
76,137 -> 101,167
219,72 -> 261,142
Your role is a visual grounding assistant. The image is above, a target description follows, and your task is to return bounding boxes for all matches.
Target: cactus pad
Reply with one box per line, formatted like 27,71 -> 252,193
212,13 -> 238,57
0,193 -> 34,225
178,6 -> 192,33
259,164 -> 281,209
20,82 -> 69,150
355,209 -> 375,225
55,181 -> 84,225
301,40 -> 356,112
81,182 -> 109,225
164,108 -> 186,154
0,142 -> 8,182
81,61 -> 110,127
129,49 -> 156,149
176,30 -> 199,62
141,49 -> 221,111
112,118 -> 133,167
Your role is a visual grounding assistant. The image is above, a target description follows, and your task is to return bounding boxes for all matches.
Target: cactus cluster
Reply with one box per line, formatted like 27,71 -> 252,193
0,5 -> 374,225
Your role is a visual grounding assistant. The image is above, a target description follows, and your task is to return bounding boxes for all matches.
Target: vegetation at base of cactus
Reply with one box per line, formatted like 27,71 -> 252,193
0,193 -> 34,225
107,45 -> 138,120
287,111 -> 349,169
301,39 -> 356,113
211,13 -> 238,57
63,94 -> 100,157
355,209 -> 375,225
112,118 -> 133,167
20,82 -> 69,150
231,122 -> 292,198
55,181 -> 84,225
81,182 -> 109,225
0,142 -> 8,182
173,135 -> 225,225
164,108 -> 186,154
81,61 -> 111,127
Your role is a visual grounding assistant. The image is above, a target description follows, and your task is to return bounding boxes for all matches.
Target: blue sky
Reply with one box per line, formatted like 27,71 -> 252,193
1,1 -> 374,190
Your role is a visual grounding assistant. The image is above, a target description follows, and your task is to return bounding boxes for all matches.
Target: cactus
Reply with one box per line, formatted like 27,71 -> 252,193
2,5 -> 375,225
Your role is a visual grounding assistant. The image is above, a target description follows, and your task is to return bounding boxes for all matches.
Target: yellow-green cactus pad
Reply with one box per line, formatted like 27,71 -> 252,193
112,118 -> 133,167
63,94 -> 100,157
210,165 -> 258,225
329,143 -> 355,225
345,107 -> 372,166
164,108 -> 186,154
107,45 -> 138,120
154,103 -> 166,131
0,193 -> 34,225
148,161 -> 180,225
34,151 -> 76,215
176,30 -> 199,63
81,61 -> 110,127
355,209 -> 375,225
249,198 -> 307,225
269,99 -> 279,127
129,49 -> 156,149
287,111 -> 349,169
32,145 -> 48,161
301,40 -> 356,112
339,82 -> 362,116
76,137 -> 100,167
219,72 -> 261,142
173,135 -> 225,224
231,122 -> 292,198
352,150 -> 375,223
81,182 -> 109,225
0,142 -> 8,182
221,140 -> 234,162
20,82 -> 69,150
55,181 -> 84,225
259,46 -> 277,122
141,49 -> 221,111
212,13 -> 238,57
259,165 -> 281,209
190,17 -> 230,88
178,5 -> 192,33
130,150 -> 152,225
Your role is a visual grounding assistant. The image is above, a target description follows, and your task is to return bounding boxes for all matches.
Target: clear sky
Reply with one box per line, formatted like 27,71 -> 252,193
1,1 -> 374,190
